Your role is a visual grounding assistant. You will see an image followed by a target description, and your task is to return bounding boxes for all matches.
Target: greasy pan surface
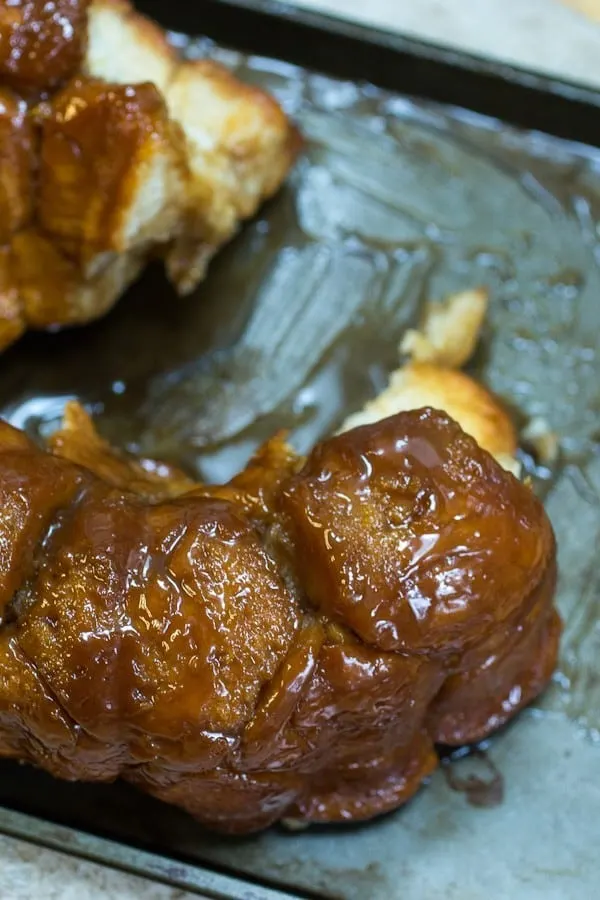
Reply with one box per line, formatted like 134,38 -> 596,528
0,2 -> 599,898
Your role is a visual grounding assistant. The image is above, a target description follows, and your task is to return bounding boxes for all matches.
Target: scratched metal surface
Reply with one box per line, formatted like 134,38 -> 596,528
0,23 -> 599,900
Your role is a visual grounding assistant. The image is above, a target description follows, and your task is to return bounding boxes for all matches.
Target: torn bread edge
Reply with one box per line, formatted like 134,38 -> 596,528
341,288 -> 523,478
84,0 -> 302,293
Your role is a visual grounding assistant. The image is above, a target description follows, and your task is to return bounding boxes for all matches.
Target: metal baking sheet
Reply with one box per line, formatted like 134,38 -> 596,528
0,1 -> 599,897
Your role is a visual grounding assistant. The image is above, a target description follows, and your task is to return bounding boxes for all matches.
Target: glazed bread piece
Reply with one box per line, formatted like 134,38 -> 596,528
38,78 -> 186,276
0,0 -> 91,94
0,0 -> 300,348
15,76 -> 188,328
0,87 -> 33,347
0,70 -> 183,338
0,406 -> 558,833
85,0 -> 302,290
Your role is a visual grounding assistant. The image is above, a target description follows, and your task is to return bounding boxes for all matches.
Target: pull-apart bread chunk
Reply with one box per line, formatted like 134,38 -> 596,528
0,405 -> 559,833
16,77 -> 187,327
85,0 -> 301,291
0,0 -> 300,349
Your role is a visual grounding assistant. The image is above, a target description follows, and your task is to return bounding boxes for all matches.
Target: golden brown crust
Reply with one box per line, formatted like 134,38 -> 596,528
50,401 -> 195,498
8,72 -> 188,329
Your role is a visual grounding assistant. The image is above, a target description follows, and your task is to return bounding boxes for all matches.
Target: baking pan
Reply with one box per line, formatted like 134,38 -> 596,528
0,1 -> 599,897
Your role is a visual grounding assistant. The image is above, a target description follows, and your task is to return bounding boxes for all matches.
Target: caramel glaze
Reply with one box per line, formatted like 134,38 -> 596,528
0,0 -> 178,342
0,1 -> 89,95
0,408 -> 559,833
0,0 -> 301,352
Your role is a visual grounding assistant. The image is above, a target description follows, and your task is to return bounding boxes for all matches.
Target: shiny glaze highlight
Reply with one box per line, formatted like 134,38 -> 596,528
0,408 -> 559,832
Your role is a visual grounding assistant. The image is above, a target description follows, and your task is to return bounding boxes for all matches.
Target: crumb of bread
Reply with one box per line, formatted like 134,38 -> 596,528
522,417 -> 559,465
400,287 -> 488,369
494,453 -> 523,479
281,818 -> 311,832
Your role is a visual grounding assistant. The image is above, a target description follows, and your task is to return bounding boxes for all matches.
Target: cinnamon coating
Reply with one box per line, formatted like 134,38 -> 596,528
0,407 -> 559,832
